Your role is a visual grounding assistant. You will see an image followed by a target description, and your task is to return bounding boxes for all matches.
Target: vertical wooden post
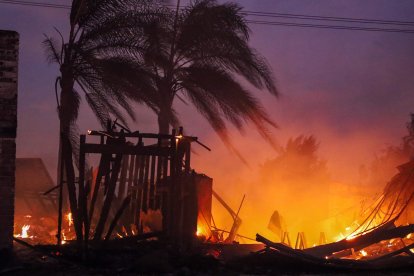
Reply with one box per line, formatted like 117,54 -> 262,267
149,155 -> 156,209
57,136 -> 64,246
165,129 -> 176,238
142,155 -> 150,212
78,135 -> 89,244
132,155 -> 140,227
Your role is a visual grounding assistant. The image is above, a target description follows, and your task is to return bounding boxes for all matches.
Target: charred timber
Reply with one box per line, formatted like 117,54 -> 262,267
82,143 -> 173,156
304,222 -> 414,258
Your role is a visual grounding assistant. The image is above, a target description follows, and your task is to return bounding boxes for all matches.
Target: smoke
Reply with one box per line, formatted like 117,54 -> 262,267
190,117 -> 408,245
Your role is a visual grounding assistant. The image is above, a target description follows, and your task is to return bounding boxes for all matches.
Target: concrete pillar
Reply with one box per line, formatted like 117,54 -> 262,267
0,30 -> 19,253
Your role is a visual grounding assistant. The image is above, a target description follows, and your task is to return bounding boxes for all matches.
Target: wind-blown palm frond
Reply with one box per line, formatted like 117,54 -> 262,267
44,0 -> 168,241
42,36 -> 62,65
180,64 -> 278,150
137,0 -> 279,155
175,0 -> 277,94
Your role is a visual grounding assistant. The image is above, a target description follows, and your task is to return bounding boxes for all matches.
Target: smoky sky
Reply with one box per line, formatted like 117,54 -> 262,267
1,0 -> 414,184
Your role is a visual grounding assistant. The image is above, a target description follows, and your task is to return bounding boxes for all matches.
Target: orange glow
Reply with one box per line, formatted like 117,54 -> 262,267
196,225 -> 206,237
14,225 -> 32,239
66,212 -> 73,228
345,235 -> 357,241
189,125 -> 398,246
62,232 -> 67,244
21,225 -> 30,238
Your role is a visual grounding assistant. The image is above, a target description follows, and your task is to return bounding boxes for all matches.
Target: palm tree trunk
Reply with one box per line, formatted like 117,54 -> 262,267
60,131 -> 83,241
59,71 -> 83,242
158,108 -> 170,134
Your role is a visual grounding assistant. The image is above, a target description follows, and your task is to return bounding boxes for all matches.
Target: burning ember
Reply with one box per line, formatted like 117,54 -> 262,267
66,212 -> 73,228
14,224 -> 33,239
13,211 -> 76,245
196,225 -> 207,237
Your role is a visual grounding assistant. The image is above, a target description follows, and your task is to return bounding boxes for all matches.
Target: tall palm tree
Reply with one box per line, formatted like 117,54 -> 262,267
140,0 -> 279,154
43,0 -> 161,241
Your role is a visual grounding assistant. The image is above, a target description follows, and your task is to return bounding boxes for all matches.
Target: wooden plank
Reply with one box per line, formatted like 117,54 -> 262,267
93,154 -> 123,240
155,156 -> 163,210
126,155 -> 136,196
131,155 -> 140,226
78,135 -> 89,242
117,155 -> 130,200
83,143 -> 172,156
88,131 -> 175,139
135,155 -> 146,226
141,155 -> 150,212
104,195 -> 131,241
184,142 -> 191,173
304,220 -> 414,258
149,155 -> 156,209
88,152 -> 110,225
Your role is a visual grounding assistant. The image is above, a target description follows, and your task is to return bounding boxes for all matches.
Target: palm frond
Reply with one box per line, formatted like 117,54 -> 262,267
180,64 -> 279,150
84,91 -> 110,129
69,122 -> 81,169
174,0 -> 277,95
42,35 -> 63,65
181,83 -> 249,166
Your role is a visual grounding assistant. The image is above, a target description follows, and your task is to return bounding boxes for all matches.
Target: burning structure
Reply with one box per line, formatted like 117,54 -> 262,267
248,117 -> 414,270
49,122 -> 215,248
7,116 -> 414,274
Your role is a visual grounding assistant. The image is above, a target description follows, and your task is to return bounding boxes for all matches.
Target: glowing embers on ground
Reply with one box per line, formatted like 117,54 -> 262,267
325,230 -> 414,261
13,212 -> 76,244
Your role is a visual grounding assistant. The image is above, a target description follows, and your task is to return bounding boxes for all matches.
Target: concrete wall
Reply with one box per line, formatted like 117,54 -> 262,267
0,30 -> 19,252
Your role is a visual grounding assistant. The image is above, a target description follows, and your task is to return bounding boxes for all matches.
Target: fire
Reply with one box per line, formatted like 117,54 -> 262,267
66,212 -> 73,228
14,224 -> 32,239
345,235 -> 357,241
21,225 -> 30,238
62,232 -> 67,244
196,225 -> 207,237
360,250 -> 368,257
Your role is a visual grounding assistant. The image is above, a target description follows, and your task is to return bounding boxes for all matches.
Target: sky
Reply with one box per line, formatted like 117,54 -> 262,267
2,0 -> 414,240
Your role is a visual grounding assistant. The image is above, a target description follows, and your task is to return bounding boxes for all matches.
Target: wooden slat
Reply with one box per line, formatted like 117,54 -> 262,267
131,155 -> 140,226
149,155 -> 156,209
83,143 -> 172,156
118,155 -> 130,200
142,155 -> 150,212
135,155 -> 146,229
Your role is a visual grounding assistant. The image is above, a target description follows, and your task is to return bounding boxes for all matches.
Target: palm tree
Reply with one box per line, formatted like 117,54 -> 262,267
139,0 -> 279,154
43,0 -> 161,242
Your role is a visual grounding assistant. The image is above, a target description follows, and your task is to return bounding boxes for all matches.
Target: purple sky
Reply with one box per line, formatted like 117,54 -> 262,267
1,0 -> 414,187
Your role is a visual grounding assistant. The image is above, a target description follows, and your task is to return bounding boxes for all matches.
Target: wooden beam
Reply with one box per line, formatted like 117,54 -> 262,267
82,143 -> 172,156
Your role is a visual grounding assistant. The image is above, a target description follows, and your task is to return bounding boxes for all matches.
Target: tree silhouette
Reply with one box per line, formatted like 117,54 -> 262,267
261,135 -> 330,184
43,0 -> 161,241
259,135 -> 330,236
368,113 -> 414,186
137,0 -> 279,154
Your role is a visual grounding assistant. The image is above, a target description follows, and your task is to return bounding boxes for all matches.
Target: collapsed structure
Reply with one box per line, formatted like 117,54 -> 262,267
50,121 -> 214,248
255,156 -> 414,268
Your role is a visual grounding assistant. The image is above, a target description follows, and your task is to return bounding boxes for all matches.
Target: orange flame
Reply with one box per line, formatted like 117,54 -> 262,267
66,212 -> 73,228
14,225 -> 32,239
